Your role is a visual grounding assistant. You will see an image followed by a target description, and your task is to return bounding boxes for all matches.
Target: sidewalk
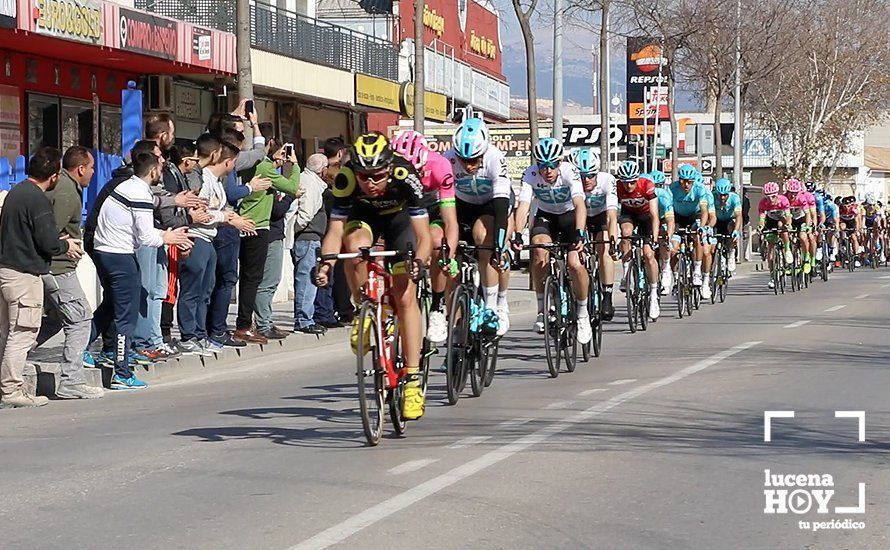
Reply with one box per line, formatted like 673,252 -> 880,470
25,273 -> 536,395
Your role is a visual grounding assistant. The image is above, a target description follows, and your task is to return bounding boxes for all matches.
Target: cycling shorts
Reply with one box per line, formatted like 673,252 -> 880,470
532,210 -> 576,244
715,218 -> 736,237
587,211 -> 609,236
839,217 -> 858,231
344,205 -> 416,271
674,213 -> 699,229
618,211 -> 653,238
456,194 -> 515,242
764,217 -> 781,231
865,216 -> 877,229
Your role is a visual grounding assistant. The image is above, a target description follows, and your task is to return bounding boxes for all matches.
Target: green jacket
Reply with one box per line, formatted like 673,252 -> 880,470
45,170 -> 84,275
238,159 -> 299,229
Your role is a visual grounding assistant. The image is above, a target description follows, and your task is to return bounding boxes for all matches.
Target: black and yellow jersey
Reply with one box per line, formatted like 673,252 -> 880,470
331,156 -> 427,220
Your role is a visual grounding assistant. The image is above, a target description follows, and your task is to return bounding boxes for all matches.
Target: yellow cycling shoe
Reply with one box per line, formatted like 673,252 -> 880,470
402,369 -> 425,420
350,314 -> 371,355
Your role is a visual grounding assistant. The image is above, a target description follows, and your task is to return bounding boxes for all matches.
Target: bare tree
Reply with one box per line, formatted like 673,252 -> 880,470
235,0 -> 253,100
512,0 -> 541,143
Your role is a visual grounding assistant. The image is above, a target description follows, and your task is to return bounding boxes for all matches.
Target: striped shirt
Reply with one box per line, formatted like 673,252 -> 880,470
94,175 -> 164,254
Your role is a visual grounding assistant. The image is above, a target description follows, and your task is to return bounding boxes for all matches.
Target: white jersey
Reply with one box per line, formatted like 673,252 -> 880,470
582,171 -> 618,217
444,146 -> 512,205
518,162 -> 583,215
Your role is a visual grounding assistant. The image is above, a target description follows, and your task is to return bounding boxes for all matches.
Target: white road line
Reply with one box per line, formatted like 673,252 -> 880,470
855,294 -> 869,299
446,436 -> 491,449
881,284 -> 890,288
577,388 -> 607,397
879,275 -> 890,279
387,459 -> 439,475
783,320 -> 811,329
824,305 -> 846,312
544,401 -> 575,410
608,379 -> 637,386
498,418 -> 533,428
289,341 -> 761,550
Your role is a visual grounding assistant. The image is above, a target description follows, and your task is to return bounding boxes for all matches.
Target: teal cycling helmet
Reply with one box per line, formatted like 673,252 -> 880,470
714,178 -> 732,194
571,148 -> 600,175
694,172 -> 704,185
452,118 -> 490,159
649,169 -> 666,186
533,137 -> 564,165
615,159 -> 640,181
677,164 -> 698,181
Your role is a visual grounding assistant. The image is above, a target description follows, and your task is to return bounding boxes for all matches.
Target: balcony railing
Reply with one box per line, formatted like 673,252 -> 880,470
136,1 -> 399,81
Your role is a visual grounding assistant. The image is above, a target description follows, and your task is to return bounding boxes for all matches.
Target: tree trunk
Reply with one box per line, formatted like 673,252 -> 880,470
236,0 -> 253,102
513,2 -> 539,143
713,89 -> 723,180
598,0 -> 611,169
668,70 -> 679,181
413,0 -> 425,132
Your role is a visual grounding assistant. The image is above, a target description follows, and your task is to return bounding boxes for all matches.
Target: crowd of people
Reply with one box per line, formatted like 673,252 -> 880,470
0,101 -> 356,408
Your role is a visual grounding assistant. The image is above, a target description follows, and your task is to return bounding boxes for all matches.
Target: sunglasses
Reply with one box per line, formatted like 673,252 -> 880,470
537,161 -> 559,170
580,172 -> 595,179
717,193 -> 729,198
356,170 -> 388,184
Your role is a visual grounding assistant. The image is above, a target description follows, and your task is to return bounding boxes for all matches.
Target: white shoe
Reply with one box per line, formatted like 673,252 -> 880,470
701,281 -> 712,300
728,254 -> 737,273
815,248 -> 823,261
784,249 -> 794,264
829,251 -> 837,261
496,306 -> 510,337
576,318 -> 592,344
855,260 -> 861,268
768,280 -> 775,289
857,246 -> 865,254
881,253 -> 886,263
692,271 -> 703,287
534,313 -> 545,334
649,296 -> 660,320
427,310 -> 448,344
660,271 -> 672,294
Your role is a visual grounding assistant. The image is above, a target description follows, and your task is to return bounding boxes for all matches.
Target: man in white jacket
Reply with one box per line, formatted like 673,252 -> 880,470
288,153 -> 328,334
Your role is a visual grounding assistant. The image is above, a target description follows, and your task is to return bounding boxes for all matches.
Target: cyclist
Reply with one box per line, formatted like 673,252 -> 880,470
696,172 -> 718,299
862,193 -> 883,264
444,117 -> 513,337
391,130 -> 457,344
615,160 -> 661,320
668,164 -> 710,299
315,133 -> 431,420
823,193 -> 839,262
757,181 -> 793,289
784,178 -> 815,275
514,138 -> 591,342
878,201 -> 888,263
838,195 -> 862,267
807,181 -> 827,265
648,170 -> 676,295
712,178 -> 743,273
572,148 -> 618,320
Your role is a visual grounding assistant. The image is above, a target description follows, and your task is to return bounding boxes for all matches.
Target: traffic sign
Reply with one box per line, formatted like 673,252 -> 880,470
655,145 -> 666,159
701,158 -> 714,175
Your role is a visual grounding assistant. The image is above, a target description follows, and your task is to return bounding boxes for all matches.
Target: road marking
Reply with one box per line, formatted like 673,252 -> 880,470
578,388 -> 607,397
879,275 -> 890,279
544,401 -> 575,410
824,305 -> 846,312
446,436 -> 491,449
855,294 -> 869,299
498,418 -> 533,428
783,320 -> 811,329
882,284 -> 890,289
608,379 -> 637,386
290,341 -> 761,550
388,459 -> 439,475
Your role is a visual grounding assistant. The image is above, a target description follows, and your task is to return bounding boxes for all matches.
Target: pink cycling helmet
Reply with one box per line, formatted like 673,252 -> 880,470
784,178 -> 803,193
391,130 -> 430,170
763,181 -> 780,195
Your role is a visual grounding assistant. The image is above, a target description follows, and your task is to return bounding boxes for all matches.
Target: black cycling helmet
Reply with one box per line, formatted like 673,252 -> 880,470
841,196 -> 856,205
351,133 -> 394,173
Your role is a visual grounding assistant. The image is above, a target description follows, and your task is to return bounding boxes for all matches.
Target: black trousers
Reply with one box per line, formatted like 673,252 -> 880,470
236,231 -> 269,330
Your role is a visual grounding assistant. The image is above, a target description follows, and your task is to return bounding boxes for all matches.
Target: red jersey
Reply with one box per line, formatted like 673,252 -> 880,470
839,203 -> 859,221
617,178 -> 657,216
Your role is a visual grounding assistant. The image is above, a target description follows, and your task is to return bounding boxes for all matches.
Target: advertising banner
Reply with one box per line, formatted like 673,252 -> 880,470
626,37 -> 670,137
118,7 -> 177,60
30,0 -> 103,45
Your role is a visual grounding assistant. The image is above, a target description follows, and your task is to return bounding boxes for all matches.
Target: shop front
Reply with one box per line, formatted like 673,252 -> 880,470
355,73 -> 449,134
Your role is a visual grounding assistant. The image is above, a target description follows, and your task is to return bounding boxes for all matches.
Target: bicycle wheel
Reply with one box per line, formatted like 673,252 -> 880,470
444,285 -> 470,405
847,240 -> 855,272
581,271 -> 593,362
389,320 -> 406,435
676,255 -> 686,319
543,276 -> 562,378
710,251 -> 720,305
356,301 -> 384,446
638,261 -> 649,332
482,338 -> 499,387
469,337 -> 485,397
563,280 -> 578,373
626,263 -> 638,333
591,274 -> 603,358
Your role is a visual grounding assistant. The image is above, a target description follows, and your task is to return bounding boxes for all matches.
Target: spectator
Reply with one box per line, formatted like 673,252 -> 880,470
33,146 -> 104,399
91,151 -> 191,389
289,153 -> 328,334
313,137 -> 350,327
0,147 -> 81,408
255,189 -> 294,339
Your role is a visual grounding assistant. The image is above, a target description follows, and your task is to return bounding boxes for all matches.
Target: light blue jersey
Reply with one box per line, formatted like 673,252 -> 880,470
824,200 -> 839,221
669,181 -> 710,217
655,188 -> 674,220
713,191 -> 742,222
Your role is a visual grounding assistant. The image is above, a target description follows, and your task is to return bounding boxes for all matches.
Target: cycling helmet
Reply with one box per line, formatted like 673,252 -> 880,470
694,173 -> 704,185
452,118 -> 489,159
784,178 -> 803,194
533,137 -> 564,165
824,194 -> 833,202
714,178 -> 732,195
677,164 -> 697,181
351,133 -> 394,173
391,130 -> 430,170
763,181 -> 780,195
805,180 -> 817,192
649,169 -> 666,186
615,159 -> 640,181
841,196 -> 856,205
571,148 -> 600,175
864,192 -> 876,205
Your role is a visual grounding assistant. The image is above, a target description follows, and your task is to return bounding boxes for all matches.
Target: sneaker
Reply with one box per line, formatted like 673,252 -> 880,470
829,251 -> 837,261
815,248 -> 823,261
496,306 -> 510,337
601,292 -> 615,321
576,318 -> 592,344
701,281 -> 712,300
96,351 -> 115,366
619,277 -> 627,293
855,260 -> 862,268
214,332 -> 247,348
293,324 -> 326,335
110,374 -> 148,390
649,296 -> 660,320
768,280 -> 775,289
158,343 -> 182,359
534,313 -> 545,334
138,348 -> 169,361
204,339 -> 225,353
692,271 -> 703,287
427,310 -> 448,344
660,270 -> 672,294
55,383 -> 104,399
402,370 -> 424,420
128,350 -> 153,366
350,314 -> 371,355
179,339 -> 211,356
82,351 -> 96,368
0,390 -> 49,408
784,249 -> 794,264
728,253 -> 737,273
803,261 -> 812,274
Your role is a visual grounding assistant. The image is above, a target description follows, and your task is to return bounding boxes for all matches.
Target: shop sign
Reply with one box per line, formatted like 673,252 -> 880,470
398,82 -> 449,122
626,37 -> 671,136
119,7 -> 177,60
33,0 -> 103,45
422,5 -> 444,37
0,0 -> 15,28
174,85 -> 202,121
355,73 -> 401,113
469,30 -> 496,60
192,26 -> 212,62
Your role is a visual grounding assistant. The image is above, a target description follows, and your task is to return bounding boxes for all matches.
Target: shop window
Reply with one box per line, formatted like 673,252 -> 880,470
28,94 -> 59,153
28,94 -> 118,156
101,105 -> 122,156
60,99 -> 94,150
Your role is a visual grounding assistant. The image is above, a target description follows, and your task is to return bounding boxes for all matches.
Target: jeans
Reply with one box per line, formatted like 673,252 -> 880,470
178,238 -> 216,342
207,227 -> 240,339
236,231 -> 269,330
0,269 -> 43,395
292,239 -> 321,329
255,239 -> 284,333
92,251 -> 140,379
36,271 -> 92,386
133,246 -> 167,350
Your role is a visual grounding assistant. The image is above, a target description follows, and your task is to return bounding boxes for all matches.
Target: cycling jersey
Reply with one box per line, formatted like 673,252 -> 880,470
786,193 -> 812,220
713,191 -> 742,222
813,192 -> 826,218
331,156 -> 427,221
617,178 -> 657,216
824,201 -> 839,221
583,172 -> 619,217
839,203 -> 859,221
419,151 -> 455,208
758,195 -> 791,221
654,187 -> 674,220
518,162 -> 583,215
669,181 -> 709,218
443,146 -> 512,205
862,204 -> 881,220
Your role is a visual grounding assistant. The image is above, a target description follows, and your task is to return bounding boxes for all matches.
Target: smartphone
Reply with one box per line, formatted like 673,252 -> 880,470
284,143 -> 295,158
245,99 -> 254,115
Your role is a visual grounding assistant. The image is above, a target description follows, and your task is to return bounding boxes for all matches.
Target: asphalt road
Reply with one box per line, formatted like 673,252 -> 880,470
2,268 -> 888,550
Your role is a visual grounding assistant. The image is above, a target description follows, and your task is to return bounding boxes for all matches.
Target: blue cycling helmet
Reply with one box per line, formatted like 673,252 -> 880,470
571,148 -> 600,175
677,164 -> 698,181
714,178 -> 732,194
452,118 -> 490,159
649,169 -> 666,186
533,137 -> 564,165
615,160 -> 640,181
694,172 -> 704,185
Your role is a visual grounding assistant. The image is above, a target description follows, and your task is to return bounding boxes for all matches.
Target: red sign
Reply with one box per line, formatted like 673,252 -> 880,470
118,7 -> 177,60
